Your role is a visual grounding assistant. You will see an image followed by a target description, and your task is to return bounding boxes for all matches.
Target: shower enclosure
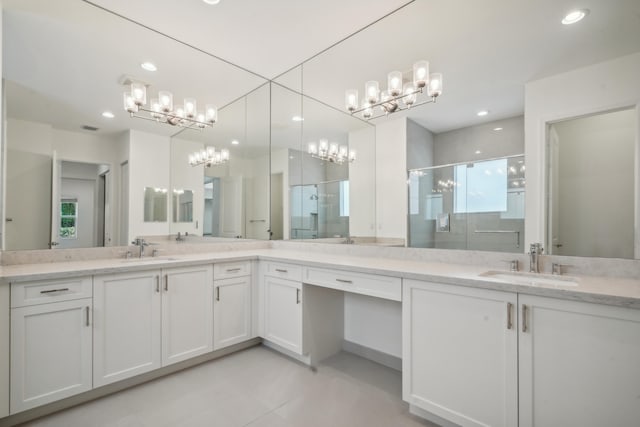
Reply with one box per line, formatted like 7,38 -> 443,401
408,155 -> 525,253
290,180 -> 349,240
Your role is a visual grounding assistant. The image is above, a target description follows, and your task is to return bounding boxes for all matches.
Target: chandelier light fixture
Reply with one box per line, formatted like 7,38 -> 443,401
123,82 -> 218,129
188,146 -> 230,167
307,139 -> 356,164
345,60 -> 443,120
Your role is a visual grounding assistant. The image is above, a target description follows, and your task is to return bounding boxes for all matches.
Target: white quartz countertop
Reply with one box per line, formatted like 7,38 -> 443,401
2,249 -> 639,309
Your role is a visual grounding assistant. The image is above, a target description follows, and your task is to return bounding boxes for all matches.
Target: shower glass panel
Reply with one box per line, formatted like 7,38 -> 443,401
290,180 -> 349,239
408,155 -> 524,253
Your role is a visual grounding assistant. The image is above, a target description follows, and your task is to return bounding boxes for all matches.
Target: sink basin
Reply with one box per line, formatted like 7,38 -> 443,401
121,257 -> 180,263
479,270 -> 579,287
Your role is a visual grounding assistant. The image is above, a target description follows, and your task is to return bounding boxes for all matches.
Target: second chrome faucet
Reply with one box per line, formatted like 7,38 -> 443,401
529,243 -> 543,273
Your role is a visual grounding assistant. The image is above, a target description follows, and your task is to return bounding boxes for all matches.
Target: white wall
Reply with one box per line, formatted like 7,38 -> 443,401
128,129 -> 170,241
525,52 -> 640,250
375,117 -> 407,239
407,118 -> 434,171
349,126 -> 376,237
344,294 -> 402,358
271,148 -> 290,239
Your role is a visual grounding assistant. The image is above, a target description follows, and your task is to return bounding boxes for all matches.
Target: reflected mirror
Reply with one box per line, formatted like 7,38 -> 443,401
172,190 -> 194,223
547,108 -> 637,259
144,187 -> 168,222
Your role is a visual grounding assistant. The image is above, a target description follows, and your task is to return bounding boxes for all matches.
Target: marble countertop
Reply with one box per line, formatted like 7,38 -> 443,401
1,248 -> 639,309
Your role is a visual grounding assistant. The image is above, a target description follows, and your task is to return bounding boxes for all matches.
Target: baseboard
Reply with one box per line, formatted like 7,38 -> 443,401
262,340 -> 311,366
342,340 -> 402,371
0,338 -> 262,427
409,404 -> 461,427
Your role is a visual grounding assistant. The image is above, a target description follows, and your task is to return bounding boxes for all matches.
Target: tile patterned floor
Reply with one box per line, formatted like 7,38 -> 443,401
19,346 -> 437,427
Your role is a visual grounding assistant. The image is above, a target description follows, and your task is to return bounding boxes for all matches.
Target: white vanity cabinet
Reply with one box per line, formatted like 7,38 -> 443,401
262,262 -> 304,355
403,279 -> 518,427
10,277 -> 93,414
93,264 -> 213,387
213,261 -> 252,350
93,270 -> 162,387
518,295 -> 640,427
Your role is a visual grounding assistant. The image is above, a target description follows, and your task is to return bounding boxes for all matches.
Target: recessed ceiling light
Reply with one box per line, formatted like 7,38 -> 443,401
475,150 -> 482,155
562,9 -> 589,25
203,0 -> 221,4
102,111 -> 115,119
493,127 -> 503,131
292,116 -> 304,122
231,140 -> 240,145
477,110 -> 489,117
141,62 -> 157,72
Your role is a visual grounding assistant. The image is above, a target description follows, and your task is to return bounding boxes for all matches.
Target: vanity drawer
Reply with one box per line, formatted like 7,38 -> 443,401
303,267 -> 401,301
214,260 -> 251,279
263,261 -> 303,282
11,276 -> 93,308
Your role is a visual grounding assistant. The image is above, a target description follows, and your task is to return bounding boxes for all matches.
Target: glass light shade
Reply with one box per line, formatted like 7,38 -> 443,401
123,93 -> 138,113
427,73 -> 443,97
220,148 -> 230,162
206,146 -> 215,158
184,98 -> 197,118
189,154 -> 196,166
387,71 -> 403,97
403,83 -> 417,107
413,60 -> 429,88
174,105 -> 185,119
319,139 -> 329,154
345,90 -> 358,112
362,102 -> 373,119
308,142 -> 318,155
329,143 -> 339,157
150,98 -> 162,118
131,82 -> 147,106
349,149 -> 356,162
158,90 -> 173,112
339,145 -> 348,159
214,152 -> 222,164
365,81 -> 379,104
205,105 -> 218,123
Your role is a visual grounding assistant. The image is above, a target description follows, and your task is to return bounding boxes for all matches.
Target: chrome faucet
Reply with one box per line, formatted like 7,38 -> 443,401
131,238 -> 149,258
529,243 -> 543,273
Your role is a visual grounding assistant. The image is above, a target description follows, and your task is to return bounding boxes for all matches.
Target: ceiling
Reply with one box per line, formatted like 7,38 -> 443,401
3,0 -> 640,142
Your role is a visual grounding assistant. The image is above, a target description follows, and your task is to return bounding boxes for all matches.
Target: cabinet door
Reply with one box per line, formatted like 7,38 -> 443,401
10,299 -> 92,413
162,265 -> 214,365
263,276 -> 302,355
403,280 -> 517,427
93,271 -> 161,387
519,295 -> 640,427
213,276 -> 251,350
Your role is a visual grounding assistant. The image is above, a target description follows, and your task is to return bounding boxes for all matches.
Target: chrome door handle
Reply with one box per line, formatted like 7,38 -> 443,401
85,306 -> 90,327
335,279 -> 353,284
296,288 -> 300,304
226,268 -> 241,272
216,286 -> 220,301
507,302 -> 513,330
155,276 -> 160,293
522,304 -> 529,332
164,275 -> 168,292
275,269 -> 288,273
40,288 -> 70,294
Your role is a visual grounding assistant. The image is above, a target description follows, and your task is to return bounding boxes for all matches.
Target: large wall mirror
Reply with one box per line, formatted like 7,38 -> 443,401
1,0 -> 268,251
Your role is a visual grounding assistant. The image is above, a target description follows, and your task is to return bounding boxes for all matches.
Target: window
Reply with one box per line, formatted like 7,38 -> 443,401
339,180 -> 350,217
60,199 -> 78,239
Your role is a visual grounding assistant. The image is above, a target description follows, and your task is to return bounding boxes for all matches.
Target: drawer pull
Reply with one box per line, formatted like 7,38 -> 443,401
275,268 -> 288,273
335,279 -> 353,284
40,288 -> 70,294
226,268 -> 242,272
155,276 -> 160,293
216,286 -> 220,302
507,302 -> 513,330
85,306 -> 90,327
164,275 -> 169,292
522,304 -> 529,333
296,289 -> 301,304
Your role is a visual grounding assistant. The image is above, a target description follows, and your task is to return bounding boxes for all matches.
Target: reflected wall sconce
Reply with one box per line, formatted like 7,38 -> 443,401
188,147 -> 230,167
345,60 -> 443,120
307,139 -> 356,164
123,82 -> 218,129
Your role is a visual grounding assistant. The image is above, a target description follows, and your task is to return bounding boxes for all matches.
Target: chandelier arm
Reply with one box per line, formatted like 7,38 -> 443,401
350,88 -> 429,115
130,110 -> 209,131
357,97 -> 437,120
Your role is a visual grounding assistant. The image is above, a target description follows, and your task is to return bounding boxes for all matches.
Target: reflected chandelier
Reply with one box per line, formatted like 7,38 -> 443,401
307,139 -> 356,164
188,146 -> 230,167
123,82 -> 218,129
345,60 -> 443,120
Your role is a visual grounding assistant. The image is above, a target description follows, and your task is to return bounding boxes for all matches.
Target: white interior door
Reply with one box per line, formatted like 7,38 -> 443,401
219,176 -> 244,238
50,151 -> 61,249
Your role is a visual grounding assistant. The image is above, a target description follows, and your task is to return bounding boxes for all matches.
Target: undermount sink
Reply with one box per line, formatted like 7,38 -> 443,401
479,270 -> 579,287
121,257 -> 179,263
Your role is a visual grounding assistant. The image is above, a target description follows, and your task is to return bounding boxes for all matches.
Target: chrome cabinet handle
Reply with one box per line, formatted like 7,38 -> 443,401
296,288 -> 300,304
155,276 -> 160,293
507,302 -> 513,330
85,306 -> 90,327
275,268 -> 288,273
335,279 -> 353,284
522,304 -> 529,332
226,268 -> 241,272
40,288 -> 70,294
216,286 -> 220,302
164,275 -> 168,292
